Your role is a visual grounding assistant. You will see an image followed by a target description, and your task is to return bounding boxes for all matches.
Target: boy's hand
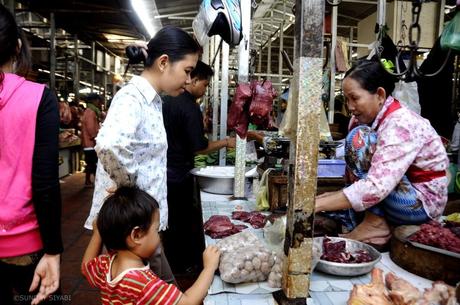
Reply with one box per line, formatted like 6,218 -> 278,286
202,246 -> 220,271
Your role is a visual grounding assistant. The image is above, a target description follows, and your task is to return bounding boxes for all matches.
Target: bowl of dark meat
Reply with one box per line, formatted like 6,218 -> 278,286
314,236 -> 381,276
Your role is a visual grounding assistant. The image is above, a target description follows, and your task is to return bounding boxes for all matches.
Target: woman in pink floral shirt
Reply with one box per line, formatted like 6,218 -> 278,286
316,60 -> 448,246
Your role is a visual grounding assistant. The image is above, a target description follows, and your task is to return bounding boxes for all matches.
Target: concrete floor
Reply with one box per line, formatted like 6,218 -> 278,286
60,173 -> 100,304
59,172 -> 196,304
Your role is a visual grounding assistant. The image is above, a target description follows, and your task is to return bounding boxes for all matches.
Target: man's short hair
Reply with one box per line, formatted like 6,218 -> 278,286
86,93 -> 102,103
191,60 -> 214,80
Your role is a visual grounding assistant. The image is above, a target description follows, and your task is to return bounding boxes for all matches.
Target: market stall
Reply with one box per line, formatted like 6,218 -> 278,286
197,189 -> 459,305
58,129 -> 81,178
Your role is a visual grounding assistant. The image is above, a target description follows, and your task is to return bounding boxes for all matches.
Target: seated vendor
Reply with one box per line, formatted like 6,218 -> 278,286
315,60 -> 448,247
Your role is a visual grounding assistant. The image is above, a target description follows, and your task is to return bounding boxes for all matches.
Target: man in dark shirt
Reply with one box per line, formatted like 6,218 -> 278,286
162,61 -> 235,273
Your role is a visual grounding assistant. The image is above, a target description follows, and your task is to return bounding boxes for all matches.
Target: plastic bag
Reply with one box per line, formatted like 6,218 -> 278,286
263,216 -> 286,250
266,238 -> 323,288
440,11 -> 460,51
392,81 -> 421,114
267,250 -> 285,288
279,74 -> 298,138
246,140 -> 258,163
256,168 -> 275,211
216,231 -> 276,284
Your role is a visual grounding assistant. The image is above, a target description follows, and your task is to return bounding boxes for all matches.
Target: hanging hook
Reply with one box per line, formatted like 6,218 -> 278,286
376,0 -> 452,79
326,0 -> 342,6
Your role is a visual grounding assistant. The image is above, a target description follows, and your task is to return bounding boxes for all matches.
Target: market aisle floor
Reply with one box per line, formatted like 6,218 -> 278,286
59,172 -> 197,305
59,173 -> 99,304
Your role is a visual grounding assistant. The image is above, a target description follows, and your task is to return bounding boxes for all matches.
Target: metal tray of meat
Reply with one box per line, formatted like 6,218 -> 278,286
314,237 -> 382,276
406,240 -> 460,259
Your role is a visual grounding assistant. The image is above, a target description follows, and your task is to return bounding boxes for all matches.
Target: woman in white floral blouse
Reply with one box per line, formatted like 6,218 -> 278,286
85,26 -> 201,283
315,60 -> 448,248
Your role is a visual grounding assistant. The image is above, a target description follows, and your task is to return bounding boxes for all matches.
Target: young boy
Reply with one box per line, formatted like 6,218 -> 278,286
82,187 -> 220,305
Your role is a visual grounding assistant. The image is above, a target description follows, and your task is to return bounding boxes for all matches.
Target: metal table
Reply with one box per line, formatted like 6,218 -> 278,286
200,192 -> 433,305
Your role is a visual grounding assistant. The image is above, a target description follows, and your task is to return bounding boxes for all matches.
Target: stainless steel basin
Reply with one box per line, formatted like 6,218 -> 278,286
191,166 -> 235,195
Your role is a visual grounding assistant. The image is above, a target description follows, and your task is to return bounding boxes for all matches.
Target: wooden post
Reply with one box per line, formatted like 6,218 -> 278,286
274,0 -> 325,303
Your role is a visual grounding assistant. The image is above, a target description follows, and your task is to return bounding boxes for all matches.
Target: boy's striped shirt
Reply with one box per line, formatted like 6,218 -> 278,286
82,254 -> 182,305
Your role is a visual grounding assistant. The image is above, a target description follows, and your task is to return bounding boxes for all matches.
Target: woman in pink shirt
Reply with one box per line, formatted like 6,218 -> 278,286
316,60 -> 448,247
0,4 -> 62,304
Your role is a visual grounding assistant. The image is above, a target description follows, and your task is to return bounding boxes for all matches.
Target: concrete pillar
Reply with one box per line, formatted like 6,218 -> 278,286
275,0 -> 325,302
233,0 -> 251,199
212,37 -> 221,142
219,42 -> 229,166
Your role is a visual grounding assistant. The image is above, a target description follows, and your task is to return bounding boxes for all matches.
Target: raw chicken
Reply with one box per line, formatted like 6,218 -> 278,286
385,272 -> 421,305
348,268 -> 393,305
415,282 -> 458,305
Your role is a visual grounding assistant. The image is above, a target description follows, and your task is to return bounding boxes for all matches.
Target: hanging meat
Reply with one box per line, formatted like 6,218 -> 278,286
249,79 -> 277,128
227,83 -> 252,138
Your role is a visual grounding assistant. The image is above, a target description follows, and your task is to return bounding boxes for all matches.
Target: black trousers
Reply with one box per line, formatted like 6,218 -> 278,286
162,175 -> 205,274
0,253 -> 63,305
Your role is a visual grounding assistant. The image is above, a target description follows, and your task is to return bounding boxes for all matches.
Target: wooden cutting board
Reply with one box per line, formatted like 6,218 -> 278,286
390,225 -> 460,286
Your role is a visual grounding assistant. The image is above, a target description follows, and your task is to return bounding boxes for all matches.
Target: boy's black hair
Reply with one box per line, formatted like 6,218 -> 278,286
97,187 -> 159,250
191,60 -> 214,81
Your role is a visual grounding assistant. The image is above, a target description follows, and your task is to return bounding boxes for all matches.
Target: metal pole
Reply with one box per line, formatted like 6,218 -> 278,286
377,0 -> 386,29
267,37 -> 272,80
437,0 -> 446,37
219,42 -> 229,166
328,4 -> 337,124
258,46 -> 262,74
49,12 -> 56,91
212,36 -> 221,142
73,34 -> 80,102
278,0 -> 285,85
91,42 -> 96,92
233,0 -> 251,199
275,0 -> 325,302
64,54 -> 68,100
202,40 -> 210,110
102,52 -> 107,101
349,27 -> 354,63
210,37 -> 215,117
202,40 -> 210,65
278,23 -> 284,84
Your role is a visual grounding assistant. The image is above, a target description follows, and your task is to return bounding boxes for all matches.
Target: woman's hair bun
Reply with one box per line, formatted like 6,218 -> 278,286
125,45 -> 146,65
